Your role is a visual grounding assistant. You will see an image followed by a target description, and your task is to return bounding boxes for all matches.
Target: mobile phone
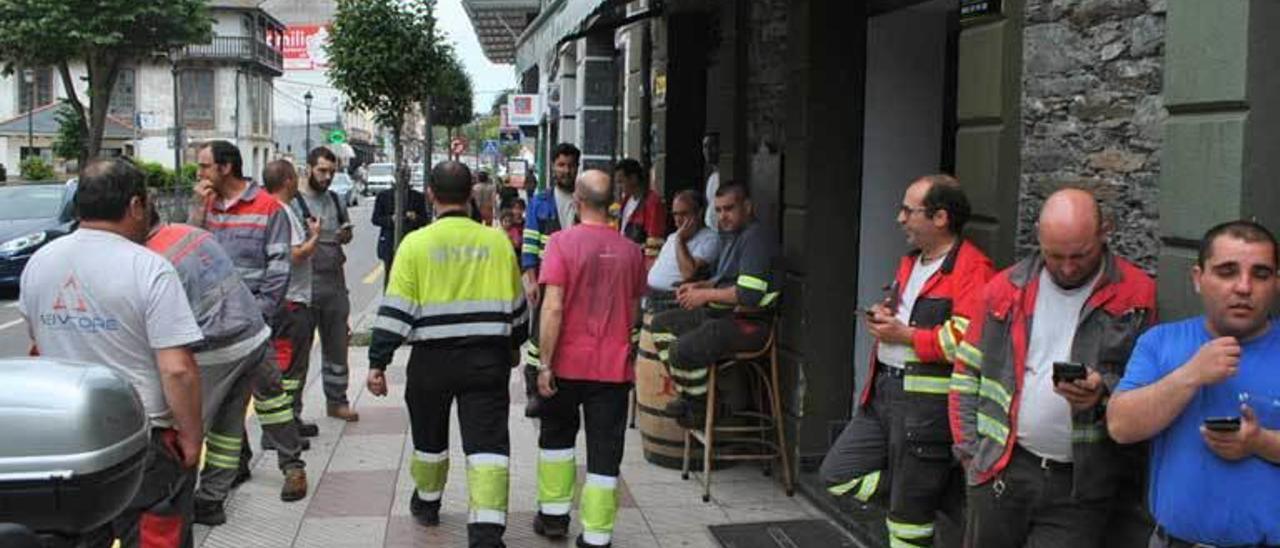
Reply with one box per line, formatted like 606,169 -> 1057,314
1052,361 -> 1087,385
858,305 -> 877,318
1204,416 -> 1242,432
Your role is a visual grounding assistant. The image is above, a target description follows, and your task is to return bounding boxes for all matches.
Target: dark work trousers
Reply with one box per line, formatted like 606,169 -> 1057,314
80,429 -> 195,548
218,344 -> 305,499
405,345 -> 512,548
964,445 -> 1110,548
311,270 -> 351,407
521,285 -> 545,414
275,302 -> 315,421
648,307 -> 771,399
820,364 -> 964,548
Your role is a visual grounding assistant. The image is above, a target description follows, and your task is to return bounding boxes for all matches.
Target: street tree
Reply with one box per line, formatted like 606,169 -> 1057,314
431,48 -> 474,140
0,0 -> 210,166
52,102 -> 86,164
328,0 -> 440,246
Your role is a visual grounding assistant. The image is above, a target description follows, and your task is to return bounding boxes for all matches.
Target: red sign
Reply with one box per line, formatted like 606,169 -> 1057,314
283,25 -> 331,71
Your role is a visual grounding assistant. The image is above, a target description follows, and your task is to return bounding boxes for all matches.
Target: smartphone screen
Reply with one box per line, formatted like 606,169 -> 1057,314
1052,361 -> 1087,384
1204,416 -> 1242,432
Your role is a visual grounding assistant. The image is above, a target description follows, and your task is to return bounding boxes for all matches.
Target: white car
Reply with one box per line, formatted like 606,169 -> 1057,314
364,163 -> 395,196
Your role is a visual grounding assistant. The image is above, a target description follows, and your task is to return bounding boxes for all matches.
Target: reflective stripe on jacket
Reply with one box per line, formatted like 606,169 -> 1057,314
949,251 -> 1155,499
521,188 -> 565,271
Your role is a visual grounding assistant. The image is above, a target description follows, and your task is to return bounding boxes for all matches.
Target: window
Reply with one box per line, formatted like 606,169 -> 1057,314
109,68 -> 136,119
181,69 -> 215,129
17,66 -> 55,112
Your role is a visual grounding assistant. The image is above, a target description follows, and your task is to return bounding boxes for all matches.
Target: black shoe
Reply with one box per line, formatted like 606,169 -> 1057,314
532,512 -> 569,539
410,492 -> 441,526
230,467 -> 252,489
670,397 -> 708,429
297,420 -> 319,438
261,436 -> 311,452
576,534 -> 611,548
193,499 -> 226,526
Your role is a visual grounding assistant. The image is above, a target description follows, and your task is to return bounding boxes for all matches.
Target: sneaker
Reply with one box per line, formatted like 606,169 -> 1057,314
576,534 -> 611,548
326,403 -> 360,422
261,436 -> 311,452
532,512 -> 569,539
230,467 -> 251,489
409,492 -> 441,526
280,468 -> 308,502
297,420 -> 319,438
193,499 -> 226,526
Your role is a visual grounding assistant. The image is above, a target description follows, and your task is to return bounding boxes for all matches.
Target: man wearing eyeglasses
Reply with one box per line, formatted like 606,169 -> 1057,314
820,174 -> 994,548
644,190 -> 722,312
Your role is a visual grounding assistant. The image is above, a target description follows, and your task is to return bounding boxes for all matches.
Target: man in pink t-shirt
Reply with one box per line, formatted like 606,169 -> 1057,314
532,170 -> 646,548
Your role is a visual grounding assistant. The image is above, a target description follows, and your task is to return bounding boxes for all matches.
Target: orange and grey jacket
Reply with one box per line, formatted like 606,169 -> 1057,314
949,251 -> 1155,499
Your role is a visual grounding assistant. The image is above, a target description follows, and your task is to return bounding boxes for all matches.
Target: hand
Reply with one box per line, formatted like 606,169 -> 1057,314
537,369 -> 557,398
306,217 -> 321,239
337,225 -> 354,244
676,215 -> 698,242
523,270 -> 541,306
1053,369 -> 1105,412
1202,404 -> 1263,461
165,428 -> 201,469
406,211 -> 418,221
367,369 -> 388,397
678,288 -> 710,309
1184,337 -> 1241,387
867,310 -> 912,345
194,179 -> 216,201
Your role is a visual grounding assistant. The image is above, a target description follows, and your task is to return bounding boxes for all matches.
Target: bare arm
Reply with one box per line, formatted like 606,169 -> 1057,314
290,218 -> 321,265
538,285 -> 565,370
674,236 -> 706,282
1253,429 -> 1280,464
1108,336 -> 1240,444
155,347 -> 203,467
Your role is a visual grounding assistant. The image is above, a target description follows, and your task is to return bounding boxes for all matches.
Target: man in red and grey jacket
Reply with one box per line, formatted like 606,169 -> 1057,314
950,188 -> 1156,548
820,175 -> 994,548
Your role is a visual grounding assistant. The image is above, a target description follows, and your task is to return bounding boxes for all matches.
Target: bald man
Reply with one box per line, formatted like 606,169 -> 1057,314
950,188 -> 1157,548
532,170 -> 646,547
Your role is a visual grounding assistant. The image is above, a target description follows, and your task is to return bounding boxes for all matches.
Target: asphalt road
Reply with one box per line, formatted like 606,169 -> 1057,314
0,201 -> 385,358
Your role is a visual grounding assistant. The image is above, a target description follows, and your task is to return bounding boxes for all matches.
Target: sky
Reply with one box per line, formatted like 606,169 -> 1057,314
435,0 -> 517,114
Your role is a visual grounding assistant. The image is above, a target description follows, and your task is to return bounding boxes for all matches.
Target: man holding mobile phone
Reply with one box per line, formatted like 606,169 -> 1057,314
820,175 -> 994,548
951,189 -> 1156,547
1109,220 -> 1280,547
296,147 -> 359,423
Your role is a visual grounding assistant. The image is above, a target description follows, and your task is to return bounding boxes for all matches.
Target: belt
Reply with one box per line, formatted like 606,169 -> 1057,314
876,361 -> 905,379
1155,526 -> 1279,548
1013,444 -> 1072,472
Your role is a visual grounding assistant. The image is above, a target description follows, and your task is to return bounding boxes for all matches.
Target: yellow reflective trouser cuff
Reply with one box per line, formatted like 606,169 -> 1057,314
668,366 -> 708,381
890,537 -> 930,548
537,451 -> 576,510
887,518 -> 934,544
205,431 -> 241,453
581,475 -> 619,541
411,453 -> 449,495
281,379 -> 301,391
204,451 -> 240,470
903,375 -> 950,395
467,454 -> 509,520
681,384 -> 707,396
256,408 -> 294,425
826,470 -> 880,503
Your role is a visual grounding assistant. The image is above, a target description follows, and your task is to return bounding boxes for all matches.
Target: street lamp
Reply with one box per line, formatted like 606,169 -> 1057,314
304,90 -> 313,153
23,68 -> 35,160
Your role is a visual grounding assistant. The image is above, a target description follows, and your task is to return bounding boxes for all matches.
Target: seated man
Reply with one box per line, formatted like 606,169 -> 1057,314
650,182 -> 779,426
644,190 -> 722,314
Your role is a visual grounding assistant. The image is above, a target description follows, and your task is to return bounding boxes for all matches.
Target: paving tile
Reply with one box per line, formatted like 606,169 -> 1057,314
384,513 -> 469,547
640,504 -> 728,534
626,480 -> 709,508
326,433 -> 405,472
706,478 -> 796,506
654,531 -> 721,548
343,406 -> 410,435
721,501 -> 816,523
293,516 -> 387,547
306,470 -> 398,518
201,480 -> 305,548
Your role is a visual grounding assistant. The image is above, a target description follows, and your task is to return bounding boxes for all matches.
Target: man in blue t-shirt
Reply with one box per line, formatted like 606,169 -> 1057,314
1109,220 -> 1280,547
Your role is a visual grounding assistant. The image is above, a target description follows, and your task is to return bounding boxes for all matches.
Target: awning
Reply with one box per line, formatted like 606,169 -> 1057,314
513,0 -> 612,74
461,0 -> 541,65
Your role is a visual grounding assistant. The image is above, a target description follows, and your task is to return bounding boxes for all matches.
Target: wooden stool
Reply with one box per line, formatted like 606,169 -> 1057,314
680,326 -> 794,502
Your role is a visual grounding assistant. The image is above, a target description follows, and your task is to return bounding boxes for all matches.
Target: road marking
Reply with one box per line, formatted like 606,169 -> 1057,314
362,262 -> 384,285
5,301 -> 18,309
0,318 -> 24,332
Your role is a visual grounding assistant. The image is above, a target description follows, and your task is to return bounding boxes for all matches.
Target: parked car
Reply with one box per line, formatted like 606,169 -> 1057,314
0,180 -> 78,288
411,165 -> 424,191
364,163 -> 394,196
330,173 -> 358,207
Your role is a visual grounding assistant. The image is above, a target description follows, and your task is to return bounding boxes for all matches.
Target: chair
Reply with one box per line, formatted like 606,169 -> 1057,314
680,325 -> 794,502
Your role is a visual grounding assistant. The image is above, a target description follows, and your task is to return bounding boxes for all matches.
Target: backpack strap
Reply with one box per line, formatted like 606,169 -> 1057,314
329,191 -> 349,225
293,195 -> 313,220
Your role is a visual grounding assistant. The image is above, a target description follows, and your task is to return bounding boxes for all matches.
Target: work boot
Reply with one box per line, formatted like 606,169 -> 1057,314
193,499 -> 226,526
523,365 -> 544,418
576,534 -> 611,548
230,466 -> 252,489
261,435 -> 311,452
280,468 -> 308,502
327,403 -> 360,422
409,492 -> 441,526
663,396 -> 707,429
532,512 -> 569,539
297,420 -> 319,438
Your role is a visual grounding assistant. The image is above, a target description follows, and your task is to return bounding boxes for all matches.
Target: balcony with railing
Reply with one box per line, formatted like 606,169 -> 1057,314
181,36 -> 283,75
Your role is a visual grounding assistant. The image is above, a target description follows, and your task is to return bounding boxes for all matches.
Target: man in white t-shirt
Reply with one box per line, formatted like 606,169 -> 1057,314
646,191 -> 721,305
702,133 -> 720,231
20,158 -> 204,547
264,160 -> 322,438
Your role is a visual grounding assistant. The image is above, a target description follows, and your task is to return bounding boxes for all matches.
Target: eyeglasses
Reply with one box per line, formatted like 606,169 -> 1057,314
898,205 -> 929,217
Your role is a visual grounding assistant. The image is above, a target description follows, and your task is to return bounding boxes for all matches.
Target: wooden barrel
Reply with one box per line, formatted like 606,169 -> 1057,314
635,311 -> 734,470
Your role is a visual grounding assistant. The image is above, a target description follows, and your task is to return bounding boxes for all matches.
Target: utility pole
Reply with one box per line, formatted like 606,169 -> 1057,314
170,50 -> 183,177
304,90 -> 314,154
23,68 -> 35,161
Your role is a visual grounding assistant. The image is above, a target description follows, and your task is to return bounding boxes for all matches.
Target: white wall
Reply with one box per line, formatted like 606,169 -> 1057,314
853,0 -> 951,401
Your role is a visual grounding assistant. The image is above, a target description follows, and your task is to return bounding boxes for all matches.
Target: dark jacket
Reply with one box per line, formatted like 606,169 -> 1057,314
372,188 -> 429,262
950,251 -> 1155,500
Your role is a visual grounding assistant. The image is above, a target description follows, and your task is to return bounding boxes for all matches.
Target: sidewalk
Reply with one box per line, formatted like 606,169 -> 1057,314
193,347 -> 840,547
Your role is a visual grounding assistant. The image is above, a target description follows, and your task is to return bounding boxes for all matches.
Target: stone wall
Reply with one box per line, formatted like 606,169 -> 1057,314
747,0 -> 790,152
1018,0 -> 1166,272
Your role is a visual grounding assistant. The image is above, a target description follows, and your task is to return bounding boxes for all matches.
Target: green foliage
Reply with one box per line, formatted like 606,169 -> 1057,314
327,0 -> 440,131
136,161 -> 172,189
490,90 -> 512,116
178,163 -> 198,187
52,102 -> 85,161
430,47 -> 473,130
19,157 -> 54,181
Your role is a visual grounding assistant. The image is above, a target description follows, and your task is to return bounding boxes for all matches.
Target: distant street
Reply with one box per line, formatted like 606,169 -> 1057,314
0,201 -> 383,358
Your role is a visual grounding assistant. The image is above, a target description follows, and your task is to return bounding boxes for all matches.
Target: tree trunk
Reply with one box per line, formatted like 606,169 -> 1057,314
55,63 -> 90,169
392,121 -> 406,251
